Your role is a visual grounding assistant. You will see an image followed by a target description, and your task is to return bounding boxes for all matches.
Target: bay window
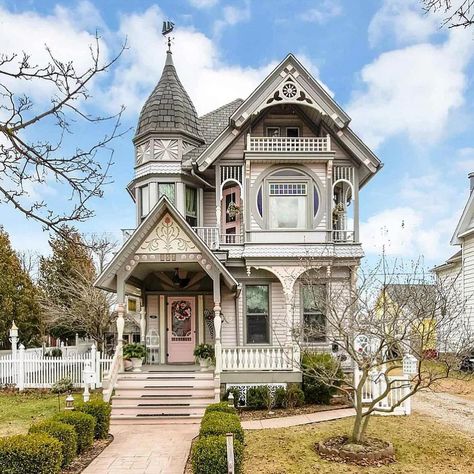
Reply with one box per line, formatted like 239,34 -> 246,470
246,285 -> 269,344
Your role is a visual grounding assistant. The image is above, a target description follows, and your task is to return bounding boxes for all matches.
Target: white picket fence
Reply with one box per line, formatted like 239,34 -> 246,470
0,345 -> 113,390
354,367 -> 412,416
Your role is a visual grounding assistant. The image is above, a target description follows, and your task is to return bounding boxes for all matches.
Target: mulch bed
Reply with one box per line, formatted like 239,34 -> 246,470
316,435 -> 395,467
238,402 -> 350,421
62,434 -> 113,474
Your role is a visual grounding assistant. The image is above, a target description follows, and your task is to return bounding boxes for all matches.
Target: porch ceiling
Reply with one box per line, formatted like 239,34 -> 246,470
127,261 -> 202,280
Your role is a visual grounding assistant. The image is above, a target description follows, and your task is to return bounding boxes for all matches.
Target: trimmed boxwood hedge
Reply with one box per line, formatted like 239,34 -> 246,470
205,402 -> 237,415
200,412 -> 244,444
0,433 -> 62,474
29,420 -> 77,467
192,435 -> 243,474
53,410 -> 96,453
76,399 -> 111,439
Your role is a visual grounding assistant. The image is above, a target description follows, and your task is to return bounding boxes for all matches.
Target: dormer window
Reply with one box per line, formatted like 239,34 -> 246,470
286,127 -> 299,137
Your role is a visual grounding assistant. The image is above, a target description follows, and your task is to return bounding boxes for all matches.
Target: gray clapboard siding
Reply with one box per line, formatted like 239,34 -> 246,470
203,191 -> 217,227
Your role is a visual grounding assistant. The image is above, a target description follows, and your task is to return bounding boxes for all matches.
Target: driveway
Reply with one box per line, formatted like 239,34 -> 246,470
83,424 -> 199,474
413,390 -> 474,437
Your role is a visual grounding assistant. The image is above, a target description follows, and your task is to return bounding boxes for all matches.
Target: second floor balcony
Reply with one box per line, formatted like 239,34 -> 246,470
246,134 -> 331,154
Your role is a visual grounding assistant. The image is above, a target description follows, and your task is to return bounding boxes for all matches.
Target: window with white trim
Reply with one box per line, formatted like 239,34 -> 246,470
269,181 -> 308,229
302,284 -> 326,342
246,285 -> 269,344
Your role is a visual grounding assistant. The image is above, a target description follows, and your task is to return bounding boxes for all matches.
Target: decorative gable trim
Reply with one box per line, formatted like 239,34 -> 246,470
94,196 -> 238,292
230,55 -> 350,129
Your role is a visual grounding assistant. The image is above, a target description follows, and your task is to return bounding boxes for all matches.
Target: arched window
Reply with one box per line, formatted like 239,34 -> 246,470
259,168 -> 320,230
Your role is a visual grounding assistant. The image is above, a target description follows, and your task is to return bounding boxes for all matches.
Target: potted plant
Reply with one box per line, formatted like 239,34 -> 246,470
123,343 -> 146,372
193,343 -> 215,370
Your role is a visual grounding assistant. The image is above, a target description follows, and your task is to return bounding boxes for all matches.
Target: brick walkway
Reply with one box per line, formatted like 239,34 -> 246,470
83,408 -> 354,473
83,424 -> 199,474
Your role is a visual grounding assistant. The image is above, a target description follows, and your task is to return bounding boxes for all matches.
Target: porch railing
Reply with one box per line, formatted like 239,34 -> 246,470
221,346 -> 296,371
247,134 -> 331,153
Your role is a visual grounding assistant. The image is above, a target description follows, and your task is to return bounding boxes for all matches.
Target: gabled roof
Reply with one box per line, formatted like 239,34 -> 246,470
432,250 -> 462,273
194,53 -> 381,181
135,51 -> 204,144
94,196 -> 238,293
451,189 -> 474,245
184,98 -> 244,167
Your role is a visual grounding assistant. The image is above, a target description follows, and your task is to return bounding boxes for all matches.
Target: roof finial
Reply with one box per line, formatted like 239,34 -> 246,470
162,21 -> 175,53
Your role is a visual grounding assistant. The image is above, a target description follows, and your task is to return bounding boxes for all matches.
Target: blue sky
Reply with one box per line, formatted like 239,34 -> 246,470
1,0 -> 474,267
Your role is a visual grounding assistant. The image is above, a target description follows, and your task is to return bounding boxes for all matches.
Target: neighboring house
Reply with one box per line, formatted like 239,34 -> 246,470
95,48 -> 381,408
434,174 -> 474,349
377,284 -> 437,357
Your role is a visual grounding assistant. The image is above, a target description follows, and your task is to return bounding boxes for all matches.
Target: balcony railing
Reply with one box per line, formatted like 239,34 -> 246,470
193,227 -> 220,250
332,230 -> 355,243
221,346 -> 298,371
247,134 -> 331,153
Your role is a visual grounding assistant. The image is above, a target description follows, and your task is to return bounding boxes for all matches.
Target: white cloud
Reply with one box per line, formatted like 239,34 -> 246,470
299,0 -> 342,24
361,173 -> 464,261
188,0 -> 219,8
368,0 -> 440,47
104,6 -> 324,117
348,30 -> 474,149
0,2 -> 108,106
213,0 -> 251,37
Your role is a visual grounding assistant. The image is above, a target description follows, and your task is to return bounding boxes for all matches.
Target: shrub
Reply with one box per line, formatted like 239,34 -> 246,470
302,352 -> 344,404
29,420 -> 77,467
0,433 -> 62,474
223,387 -> 241,407
200,412 -> 244,443
192,435 -> 244,474
51,376 -> 73,394
246,385 -> 271,409
76,400 -> 111,439
123,343 -> 146,359
193,343 -> 215,361
205,402 -> 237,415
53,411 -> 96,453
273,387 -> 286,408
45,348 -> 62,358
285,385 -> 305,408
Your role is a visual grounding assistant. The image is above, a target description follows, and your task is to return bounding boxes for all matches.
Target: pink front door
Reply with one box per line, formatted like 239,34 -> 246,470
167,297 -> 195,363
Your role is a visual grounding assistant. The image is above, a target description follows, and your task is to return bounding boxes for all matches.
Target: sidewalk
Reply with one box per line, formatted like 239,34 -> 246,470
241,407 -> 355,429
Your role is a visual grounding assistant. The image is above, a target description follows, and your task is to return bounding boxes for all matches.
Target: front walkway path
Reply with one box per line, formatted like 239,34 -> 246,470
83,424 -> 199,474
241,407 -> 355,429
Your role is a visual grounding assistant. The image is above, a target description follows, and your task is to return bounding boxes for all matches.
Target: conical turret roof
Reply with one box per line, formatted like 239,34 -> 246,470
135,51 -> 203,143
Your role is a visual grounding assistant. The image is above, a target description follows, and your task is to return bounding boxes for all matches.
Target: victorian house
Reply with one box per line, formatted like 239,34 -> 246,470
95,49 -> 381,420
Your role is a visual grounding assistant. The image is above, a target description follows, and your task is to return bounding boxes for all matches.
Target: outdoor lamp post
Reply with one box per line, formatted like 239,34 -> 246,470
227,392 -> 234,408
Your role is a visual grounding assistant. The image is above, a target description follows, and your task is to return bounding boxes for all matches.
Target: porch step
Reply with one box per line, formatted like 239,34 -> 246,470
110,414 -> 202,425
111,395 -> 214,406
110,369 -> 215,425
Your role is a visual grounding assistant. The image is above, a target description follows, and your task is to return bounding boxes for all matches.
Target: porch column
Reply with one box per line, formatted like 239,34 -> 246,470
140,307 -> 146,345
213,274 -> 222,374
116,302 -> 125,372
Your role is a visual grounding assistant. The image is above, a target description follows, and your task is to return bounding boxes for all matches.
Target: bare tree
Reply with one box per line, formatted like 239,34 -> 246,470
84,232 -> 119,273
0,34 -> 129,236
41,268 -> 115,351
291,255 -> 472,444
423,0 -> 474,28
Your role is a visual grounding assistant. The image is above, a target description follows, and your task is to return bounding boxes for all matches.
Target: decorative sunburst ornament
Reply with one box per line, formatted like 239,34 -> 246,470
282,82 -> 297,98
136,141 -> 151,164
154,139 -> 179,160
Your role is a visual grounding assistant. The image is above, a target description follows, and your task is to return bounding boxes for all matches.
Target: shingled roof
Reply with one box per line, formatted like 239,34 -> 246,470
184,98 -> 244,165
135,51 -> 204,143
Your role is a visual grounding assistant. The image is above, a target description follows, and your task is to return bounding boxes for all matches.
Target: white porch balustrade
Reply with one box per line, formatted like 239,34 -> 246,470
193,227 -> 244,248
221,346 -> 296,371
247,135 -> 331,153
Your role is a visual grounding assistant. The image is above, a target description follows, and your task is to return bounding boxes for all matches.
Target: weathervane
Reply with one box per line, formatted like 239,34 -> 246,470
162,21 -> 175,52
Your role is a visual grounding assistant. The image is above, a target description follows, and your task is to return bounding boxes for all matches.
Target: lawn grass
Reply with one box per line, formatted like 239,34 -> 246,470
0,390 -> 101,437
244,413 -> 474,473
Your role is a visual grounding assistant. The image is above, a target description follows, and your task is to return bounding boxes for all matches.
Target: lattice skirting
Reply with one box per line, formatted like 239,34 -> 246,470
226,383 -> 287,407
